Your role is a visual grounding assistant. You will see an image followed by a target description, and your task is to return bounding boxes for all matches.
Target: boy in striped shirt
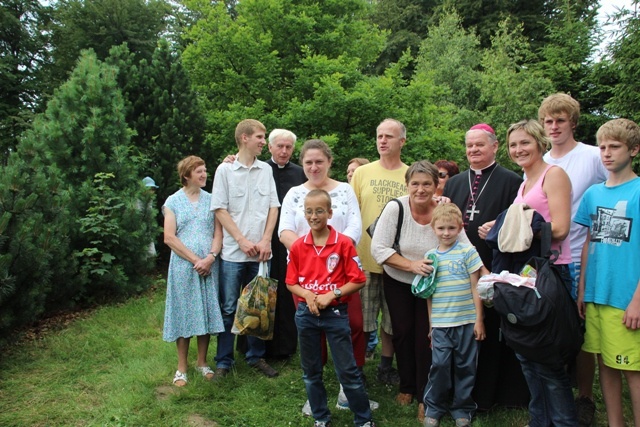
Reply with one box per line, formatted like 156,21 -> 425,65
422,203 -> 485,427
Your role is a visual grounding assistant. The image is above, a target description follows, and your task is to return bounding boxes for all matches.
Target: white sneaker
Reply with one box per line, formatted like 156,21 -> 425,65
302,400 -> 312,417
335,384 -> 379,411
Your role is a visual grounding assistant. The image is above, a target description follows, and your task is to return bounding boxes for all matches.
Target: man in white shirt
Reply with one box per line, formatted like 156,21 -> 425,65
210,119 -> 280,379
539,93 -> 609,427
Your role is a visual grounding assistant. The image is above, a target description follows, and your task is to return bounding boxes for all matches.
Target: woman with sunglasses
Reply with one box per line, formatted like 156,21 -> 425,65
434,160 -> 460,198
279,139 -> 378,415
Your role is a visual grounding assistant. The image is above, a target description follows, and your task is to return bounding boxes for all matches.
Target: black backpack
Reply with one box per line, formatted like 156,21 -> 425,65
492,224 -> 584,364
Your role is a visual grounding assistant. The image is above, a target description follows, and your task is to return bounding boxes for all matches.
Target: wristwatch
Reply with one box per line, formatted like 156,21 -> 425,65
209,252 -> 217,258
333,288 -> 342,301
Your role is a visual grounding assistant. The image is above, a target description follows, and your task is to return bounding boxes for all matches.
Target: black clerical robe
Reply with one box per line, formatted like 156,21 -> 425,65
265,159 -> 306,358
444,162 -> 529,410
443,163 -> 522,267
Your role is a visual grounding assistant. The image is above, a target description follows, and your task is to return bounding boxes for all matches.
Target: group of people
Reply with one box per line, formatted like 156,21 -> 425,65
159,93 -> 640,427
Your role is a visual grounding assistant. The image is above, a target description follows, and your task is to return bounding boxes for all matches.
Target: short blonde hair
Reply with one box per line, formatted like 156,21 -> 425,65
507,119 -> 550,153
538,93 -> 580,127
177,155 -> 205,186
235,119 -> 266,148
596,118 -> 640,151
430,203 -> 463,228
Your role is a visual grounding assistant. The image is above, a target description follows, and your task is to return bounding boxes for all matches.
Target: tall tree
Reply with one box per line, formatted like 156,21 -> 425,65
0,0 -> 51,159
370,0 -> 437,74
106,40 -> 206,224
605,1 -> 640,124
0,146 -> 72,340
23,50 -> 155,304
182,0 -> 386,160
414,9 -> 482,114
48,0 -> 171,85
478,19 -> 554,165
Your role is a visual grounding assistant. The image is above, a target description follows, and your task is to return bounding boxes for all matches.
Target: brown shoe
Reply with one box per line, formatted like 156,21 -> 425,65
417,403 -> 425,422
395,392 -> 413,405
249,358 -> 279,378
212,367 -> 229,381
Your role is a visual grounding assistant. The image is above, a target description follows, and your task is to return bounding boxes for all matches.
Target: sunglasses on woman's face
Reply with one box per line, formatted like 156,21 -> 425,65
438,172 -> 448,178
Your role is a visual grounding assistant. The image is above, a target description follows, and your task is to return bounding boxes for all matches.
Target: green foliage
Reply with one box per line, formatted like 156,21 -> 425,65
182,0 -> 387,168
0,146 -> 73,338
48,0 -> 172,86
370,0 -> 435,75
478,19 -> 555,136
0,0 -> 52,158
475,19 -> 555,168
606,4 -> 640,123
533,0 -> 601,143
415,9 -> 482,113
75,173 -> 127,291
106,41 -> 206,224
0,50 -> 156,339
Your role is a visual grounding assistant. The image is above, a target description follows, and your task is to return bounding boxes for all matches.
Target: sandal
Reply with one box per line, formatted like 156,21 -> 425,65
173,370 -> 187,386
195,366 -> 215,380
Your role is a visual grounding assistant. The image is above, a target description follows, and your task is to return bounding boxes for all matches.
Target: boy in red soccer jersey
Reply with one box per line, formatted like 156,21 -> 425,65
286,189 -> 375,427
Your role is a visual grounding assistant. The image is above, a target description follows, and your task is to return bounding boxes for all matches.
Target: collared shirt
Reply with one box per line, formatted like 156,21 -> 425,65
286,226 -> 365,305
210,158 -> 280,262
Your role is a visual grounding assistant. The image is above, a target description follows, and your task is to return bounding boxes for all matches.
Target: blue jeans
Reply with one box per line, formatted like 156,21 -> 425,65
423,324 -> 478,421
215,260 -> 265,368
516,353 -> 577,427
516,263 -> 577,427
367,320 -> 379,352
296,303 -> 372,426
568,262 -> 581,301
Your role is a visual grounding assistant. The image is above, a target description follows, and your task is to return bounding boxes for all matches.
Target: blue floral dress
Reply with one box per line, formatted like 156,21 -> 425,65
162,189 -> 224,342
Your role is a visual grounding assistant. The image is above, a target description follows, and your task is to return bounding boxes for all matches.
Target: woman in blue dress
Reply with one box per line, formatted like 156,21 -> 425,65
163,155 -> 224,386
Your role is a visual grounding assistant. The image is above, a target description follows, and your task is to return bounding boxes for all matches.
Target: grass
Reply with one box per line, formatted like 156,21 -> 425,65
0,279 -> 632,426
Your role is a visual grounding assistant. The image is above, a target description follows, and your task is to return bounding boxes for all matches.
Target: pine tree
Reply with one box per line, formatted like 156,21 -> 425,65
0,133 -> 73,340
0,0 -> 52,159
107,40 -> 205,207
106,41 -> 205,262
1,50 -> 157,322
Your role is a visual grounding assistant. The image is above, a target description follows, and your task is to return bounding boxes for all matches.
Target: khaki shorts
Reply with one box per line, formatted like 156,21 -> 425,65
360,271 -> 393,335
583,303 -> 640,371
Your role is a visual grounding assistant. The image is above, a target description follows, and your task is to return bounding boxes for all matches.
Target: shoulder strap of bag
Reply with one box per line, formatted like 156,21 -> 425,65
393,199 -> 403,250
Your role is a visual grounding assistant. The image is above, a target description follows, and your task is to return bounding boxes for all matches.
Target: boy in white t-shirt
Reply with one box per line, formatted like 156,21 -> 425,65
539,93 -> 608,426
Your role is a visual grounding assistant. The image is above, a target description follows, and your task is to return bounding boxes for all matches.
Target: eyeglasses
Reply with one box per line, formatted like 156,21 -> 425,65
438,172 -> 449,178
304,209 -> 328,216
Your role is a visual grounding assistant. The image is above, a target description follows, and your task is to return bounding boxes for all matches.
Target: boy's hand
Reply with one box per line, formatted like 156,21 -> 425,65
315,293 -> 335,310
623,299 -> 640,330
474,320 -> 486,341
304,292 -> 319,316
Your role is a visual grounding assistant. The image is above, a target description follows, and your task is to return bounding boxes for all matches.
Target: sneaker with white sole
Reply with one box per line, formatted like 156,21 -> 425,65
335,384 -> 379,411
302,400 -> 312,417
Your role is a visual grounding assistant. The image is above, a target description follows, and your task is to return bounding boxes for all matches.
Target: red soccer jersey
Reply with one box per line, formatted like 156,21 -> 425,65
286,226 -> 365,305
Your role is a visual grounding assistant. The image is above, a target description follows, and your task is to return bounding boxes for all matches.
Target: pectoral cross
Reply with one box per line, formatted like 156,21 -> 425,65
467,204 -> 480,221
